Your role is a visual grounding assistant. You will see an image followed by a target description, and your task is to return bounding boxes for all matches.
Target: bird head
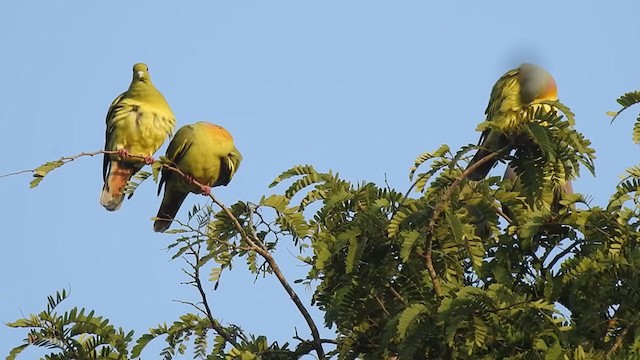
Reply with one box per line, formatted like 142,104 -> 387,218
132,63 -> 151,82
518,63 -> 557,104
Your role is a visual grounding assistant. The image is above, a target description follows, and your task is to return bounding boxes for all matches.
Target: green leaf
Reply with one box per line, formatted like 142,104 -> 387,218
6,344 -> 28,360
527,122 -> 556,161
30,160 -> 64,188
396,303 -> 426,340
409,144 -> 450,180
269,164 -> 318,188
209,267 -> 222,282
259,194 -> 289,212
400,230 -> 421,262
445,210 -> 464,244
123,170 -> 151,199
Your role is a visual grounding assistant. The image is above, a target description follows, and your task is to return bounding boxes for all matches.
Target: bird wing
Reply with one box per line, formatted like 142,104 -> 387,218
102,92 -> 126,181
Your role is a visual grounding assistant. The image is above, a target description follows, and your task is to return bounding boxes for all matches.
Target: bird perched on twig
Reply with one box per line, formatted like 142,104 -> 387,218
100,63 -> 176,211
154,122 -> 242,233
466,63 -> 558,181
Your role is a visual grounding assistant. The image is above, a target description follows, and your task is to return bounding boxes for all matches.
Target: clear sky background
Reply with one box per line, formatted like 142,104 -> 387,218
2,1 -> 640,358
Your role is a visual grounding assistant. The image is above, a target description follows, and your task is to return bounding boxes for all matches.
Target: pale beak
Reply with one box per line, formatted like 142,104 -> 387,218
137,71 -> 145,79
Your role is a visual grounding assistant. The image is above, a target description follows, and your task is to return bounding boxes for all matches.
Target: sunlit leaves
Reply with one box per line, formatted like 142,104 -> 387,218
7,289 -> 133,360
11,83 -> 640,359
30,159 -> 65,188
609,91 -> 640,145
396,303 -> 427,341
123,170 -> 151,199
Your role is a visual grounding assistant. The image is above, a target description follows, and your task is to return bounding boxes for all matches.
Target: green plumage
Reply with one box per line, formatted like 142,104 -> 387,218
467,64 -> 558,181
154,122 -> 242,233
100,63 -> 176,211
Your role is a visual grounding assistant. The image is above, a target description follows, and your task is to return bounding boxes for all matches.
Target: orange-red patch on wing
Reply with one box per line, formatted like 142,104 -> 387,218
202,123 -> 233,141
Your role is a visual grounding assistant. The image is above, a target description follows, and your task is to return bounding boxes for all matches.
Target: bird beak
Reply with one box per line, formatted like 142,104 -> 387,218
137,71 -> 145,79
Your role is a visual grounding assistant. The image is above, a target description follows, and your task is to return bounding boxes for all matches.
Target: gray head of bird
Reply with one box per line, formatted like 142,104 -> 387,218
132,63 -> 151,82
518,63 -> 558,104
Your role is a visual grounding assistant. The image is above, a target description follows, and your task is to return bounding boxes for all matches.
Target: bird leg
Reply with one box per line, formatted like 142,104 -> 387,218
184,174 -> 195,184
143,156 -> 155,165
117,149 -> 130,160
182,174 -> 211,196
200,186 -> 212,196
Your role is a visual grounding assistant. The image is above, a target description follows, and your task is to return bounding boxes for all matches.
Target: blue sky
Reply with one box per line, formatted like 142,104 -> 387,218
2,1 -> 640,358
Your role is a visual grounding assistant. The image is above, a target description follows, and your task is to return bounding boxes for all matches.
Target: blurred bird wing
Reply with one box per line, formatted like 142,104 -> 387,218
485,68 -> 520,119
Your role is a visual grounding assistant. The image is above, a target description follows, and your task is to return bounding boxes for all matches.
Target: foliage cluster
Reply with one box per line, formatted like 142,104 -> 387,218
7,92 -> 640,359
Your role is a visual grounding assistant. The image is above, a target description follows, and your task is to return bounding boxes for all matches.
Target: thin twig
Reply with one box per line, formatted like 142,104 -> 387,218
0,169 -> 36,179
173,299 -> 206,314
544,240 -> 583,273
494,203 -> 513,224
0,150 -> 123,179
199,196 -> 326,358
388,285 -> 408,305
422,145 -> 513,297
374,295 -> 391,316
428,145 -> 512,230
607,321 -> 634,356
246,206 -> 326,358
171,218 -> 251,252
186,244 -> 240,348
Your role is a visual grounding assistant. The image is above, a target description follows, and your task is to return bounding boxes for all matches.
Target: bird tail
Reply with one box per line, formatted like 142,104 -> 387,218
154,188 -> 188,233
100,161 -> 135,211
466,148 -> 498,181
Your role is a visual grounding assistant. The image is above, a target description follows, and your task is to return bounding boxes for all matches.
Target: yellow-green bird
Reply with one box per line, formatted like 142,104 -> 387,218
100,63 -> 176,211
466,63 -> 558,181
154,122 -> 242,233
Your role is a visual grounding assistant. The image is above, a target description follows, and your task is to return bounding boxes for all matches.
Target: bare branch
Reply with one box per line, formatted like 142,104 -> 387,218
173,299 -> 206,315
388,285 -> 408,305
189,242 -> 240,349
0,150 -> 123,180
543,240 -> 584,273
206,199 -> 326,359
374,295 -> 391,316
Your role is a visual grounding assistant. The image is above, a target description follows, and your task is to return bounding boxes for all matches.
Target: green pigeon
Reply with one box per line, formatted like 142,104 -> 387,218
100,63 -> 176,211
154,122 -> 242,233
467,63 -> 558,181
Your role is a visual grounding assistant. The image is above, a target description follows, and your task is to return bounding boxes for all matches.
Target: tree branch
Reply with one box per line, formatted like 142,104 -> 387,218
423,244 -> 442,296
204,198 -> 326,359
607,321 -> 634,357
0,150 -> 118,180
422,145 -> 513,297
185,244 -> 241,349
543,239 -> 583,273
6,149 -> 324,356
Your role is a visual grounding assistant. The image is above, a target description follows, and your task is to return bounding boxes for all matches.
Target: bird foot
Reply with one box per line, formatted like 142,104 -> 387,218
117,149 -> 130,159
200,186 -> 212,196
184,174 -> 195,184
143,156 -> 155,165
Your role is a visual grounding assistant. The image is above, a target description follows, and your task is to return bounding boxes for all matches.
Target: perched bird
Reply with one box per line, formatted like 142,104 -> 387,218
154,122 -> 242,233
466,63 -> 558,181
100,63 -> 176,211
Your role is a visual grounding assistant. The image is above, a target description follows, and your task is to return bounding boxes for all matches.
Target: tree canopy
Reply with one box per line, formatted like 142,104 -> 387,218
6,86 -> 640,360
